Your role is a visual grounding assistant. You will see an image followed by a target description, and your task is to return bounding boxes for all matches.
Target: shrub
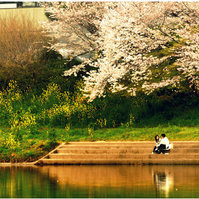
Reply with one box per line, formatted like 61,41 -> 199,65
47,128 -> 57,144
0,15 -> 47,91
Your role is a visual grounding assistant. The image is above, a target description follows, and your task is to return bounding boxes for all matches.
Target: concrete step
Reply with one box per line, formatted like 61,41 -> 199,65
39,159 -> 199,165
63,142 -> 154,146
56,148 -> 199,154
36,142 -> 199,165
48,153 -> 199,160
63,141 -> 199,145
60,146 -> 153,149
59,145 -> 199,150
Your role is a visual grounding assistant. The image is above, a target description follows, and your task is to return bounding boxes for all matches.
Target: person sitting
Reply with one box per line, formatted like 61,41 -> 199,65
157,134 -> 170,154
152,135 -> 161,154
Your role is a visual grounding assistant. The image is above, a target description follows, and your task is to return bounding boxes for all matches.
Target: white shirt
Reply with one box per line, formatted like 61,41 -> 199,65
160,137 -> 169,148
156,138 -> 161,147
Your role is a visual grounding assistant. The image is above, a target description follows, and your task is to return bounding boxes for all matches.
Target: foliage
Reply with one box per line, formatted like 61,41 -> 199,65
43,2 -> 112,57
0,14 -> 76,94
0,15 -> 48,89
51,2 -> 199,101
0,80 -> 199,161
1,80 -> 199,131
88,123 -> 95,141
47,128 -> 57,144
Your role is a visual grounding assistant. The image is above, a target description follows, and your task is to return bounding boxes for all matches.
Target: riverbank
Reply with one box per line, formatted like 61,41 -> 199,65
59,126 -> 199,141
1,125 -> 199,163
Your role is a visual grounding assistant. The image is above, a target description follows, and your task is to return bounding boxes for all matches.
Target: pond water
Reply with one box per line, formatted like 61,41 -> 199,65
0,165 -> 199,198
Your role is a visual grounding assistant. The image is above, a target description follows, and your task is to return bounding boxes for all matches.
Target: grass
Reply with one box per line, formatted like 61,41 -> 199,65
0,126 -> 58,163
38,125 -> 199,142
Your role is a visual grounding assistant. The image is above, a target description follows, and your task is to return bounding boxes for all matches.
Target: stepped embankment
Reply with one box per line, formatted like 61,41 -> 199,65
37,141 -> 199,165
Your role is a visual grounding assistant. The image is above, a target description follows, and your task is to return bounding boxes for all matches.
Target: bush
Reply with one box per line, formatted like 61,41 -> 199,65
0,15 -> 47,91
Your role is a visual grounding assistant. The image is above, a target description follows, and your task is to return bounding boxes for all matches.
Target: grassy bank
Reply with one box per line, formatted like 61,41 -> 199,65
39,126 -> 199,141
1,125 -> 199,163
0,126 -> 58,163
0,81 -> 199,163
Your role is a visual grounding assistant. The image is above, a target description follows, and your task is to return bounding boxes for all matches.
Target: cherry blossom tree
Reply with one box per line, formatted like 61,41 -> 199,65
45,2 -> 199,101
43,2 -> 113,57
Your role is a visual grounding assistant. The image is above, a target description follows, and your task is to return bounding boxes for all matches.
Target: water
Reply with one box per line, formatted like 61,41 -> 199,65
0,165 -> 199,198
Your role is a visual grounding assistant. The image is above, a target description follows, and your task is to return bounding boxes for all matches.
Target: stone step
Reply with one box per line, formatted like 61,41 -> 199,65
56,148 -> 199,154
37,142 -> 199,165
48,153 -> 199,160
63,142 -> 153,146
60,146 -> 153,149
39,159 -> 199,165
59,145 -> 199,150
63,141 -> 199,145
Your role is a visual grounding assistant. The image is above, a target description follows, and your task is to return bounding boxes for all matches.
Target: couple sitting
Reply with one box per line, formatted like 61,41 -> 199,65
152,134 -> 170,154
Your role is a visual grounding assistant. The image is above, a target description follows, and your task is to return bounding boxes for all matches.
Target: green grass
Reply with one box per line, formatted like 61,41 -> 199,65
63,126 -> 199,141
38,125 -> 199,142
0,126 -> 58,163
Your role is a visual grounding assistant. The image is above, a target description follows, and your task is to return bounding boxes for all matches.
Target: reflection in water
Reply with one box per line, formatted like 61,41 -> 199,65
153,170 -> 173,198
0,165 -> 199,197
